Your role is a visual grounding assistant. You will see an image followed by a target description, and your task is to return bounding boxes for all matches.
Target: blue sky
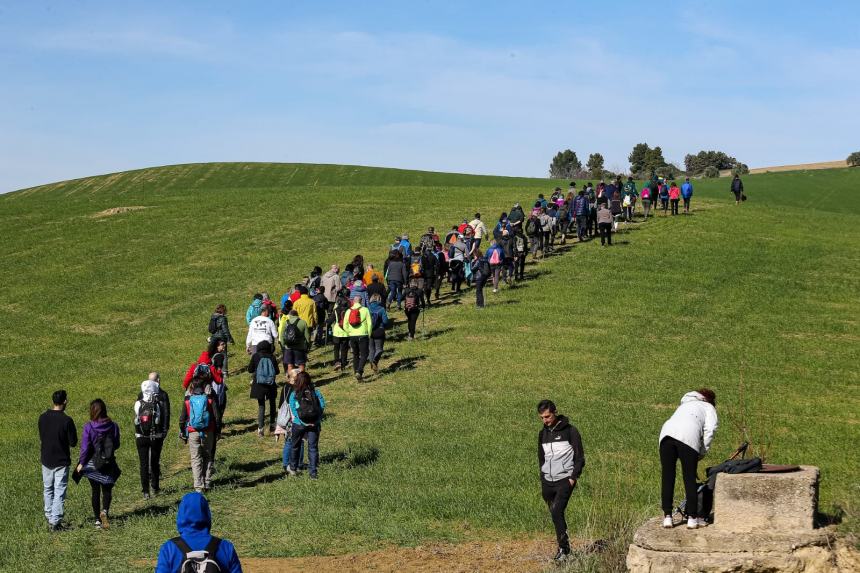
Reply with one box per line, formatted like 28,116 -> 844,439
1,1 -> 858,192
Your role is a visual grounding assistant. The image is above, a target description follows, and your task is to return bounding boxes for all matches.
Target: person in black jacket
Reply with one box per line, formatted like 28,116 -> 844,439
209,304 -> 235,345
537,399 -> 585,562
133,373 -> 170,499
731,174 -> 745,205
38,390 -> 78,531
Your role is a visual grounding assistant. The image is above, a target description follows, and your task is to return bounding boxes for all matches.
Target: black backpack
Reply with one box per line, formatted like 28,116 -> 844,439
207,315 -> 218,335
283,320 -> 300,345
93,431 -> 115,471
297,386 -> 322,423
137,394 -> 162,436
172,536 -> 222,573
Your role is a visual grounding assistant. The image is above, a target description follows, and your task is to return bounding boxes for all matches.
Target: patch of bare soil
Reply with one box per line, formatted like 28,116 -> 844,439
243,539 -> 555,573
91,205 -> 149,218
748,160 -> 848,174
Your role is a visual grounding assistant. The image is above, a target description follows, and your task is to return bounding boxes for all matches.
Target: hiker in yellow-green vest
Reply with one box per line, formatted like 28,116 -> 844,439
342,296 -> 371,382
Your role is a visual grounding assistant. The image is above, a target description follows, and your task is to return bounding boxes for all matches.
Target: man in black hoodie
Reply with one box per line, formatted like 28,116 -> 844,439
537,399 -> 585,562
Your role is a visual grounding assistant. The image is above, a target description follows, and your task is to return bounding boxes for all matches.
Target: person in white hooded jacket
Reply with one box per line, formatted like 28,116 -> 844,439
133,372 -> 170,499
246,306 -> 278,355
658,389 -> 718,530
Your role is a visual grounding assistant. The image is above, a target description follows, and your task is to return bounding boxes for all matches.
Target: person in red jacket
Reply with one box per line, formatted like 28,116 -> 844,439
182,351 -> 223,392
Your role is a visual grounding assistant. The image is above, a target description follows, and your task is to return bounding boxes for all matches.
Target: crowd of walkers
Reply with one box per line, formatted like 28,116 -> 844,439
36,174 -> 736,568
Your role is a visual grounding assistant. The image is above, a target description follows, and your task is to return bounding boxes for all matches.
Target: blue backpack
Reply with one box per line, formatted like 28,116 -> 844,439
256,356 -> 276,385
188,394 -> 210,433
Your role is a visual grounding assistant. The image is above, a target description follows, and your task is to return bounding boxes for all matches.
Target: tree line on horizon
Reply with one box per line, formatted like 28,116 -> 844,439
549,144 -> 751,181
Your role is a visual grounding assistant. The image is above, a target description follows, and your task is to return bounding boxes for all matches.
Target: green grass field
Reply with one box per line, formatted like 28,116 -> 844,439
1,163 -> 858,571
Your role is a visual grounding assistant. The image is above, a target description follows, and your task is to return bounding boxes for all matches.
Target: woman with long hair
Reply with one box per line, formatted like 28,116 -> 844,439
76,399 -> 121,529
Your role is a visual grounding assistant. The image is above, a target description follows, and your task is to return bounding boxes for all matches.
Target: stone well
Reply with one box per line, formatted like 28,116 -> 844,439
626,466 -> 859,572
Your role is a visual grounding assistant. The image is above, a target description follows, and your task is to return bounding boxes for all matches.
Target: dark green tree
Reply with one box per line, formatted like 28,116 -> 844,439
628,143 -> 650,174
847,151 -> 860,167
586,153 -> 605,179
549,150 -> 582,179
684,150 -> 745,175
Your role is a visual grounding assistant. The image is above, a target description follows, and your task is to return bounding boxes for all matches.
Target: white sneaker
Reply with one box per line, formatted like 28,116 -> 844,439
686,517 -> 698,529
662,516 -> 673,528
696,518 -> 709,528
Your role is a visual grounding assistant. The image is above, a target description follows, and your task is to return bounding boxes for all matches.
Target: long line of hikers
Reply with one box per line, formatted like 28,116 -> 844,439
37,173 -> 723,570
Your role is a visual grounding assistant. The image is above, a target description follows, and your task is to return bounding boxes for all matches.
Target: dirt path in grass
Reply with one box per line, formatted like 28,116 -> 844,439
243,539 -> 555,572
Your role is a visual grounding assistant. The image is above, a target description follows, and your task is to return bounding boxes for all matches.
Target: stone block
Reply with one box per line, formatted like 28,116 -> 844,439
713,466 -> 819,533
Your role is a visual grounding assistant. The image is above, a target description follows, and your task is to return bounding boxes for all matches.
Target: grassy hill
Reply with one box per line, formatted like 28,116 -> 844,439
1,164 -> 858,571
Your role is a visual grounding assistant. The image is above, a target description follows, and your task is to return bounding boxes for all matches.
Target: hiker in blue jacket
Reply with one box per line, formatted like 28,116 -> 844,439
681,177 -> 694,213
155,491 -> 242,573
285,372 -> 326,479
245,294 -> 263,325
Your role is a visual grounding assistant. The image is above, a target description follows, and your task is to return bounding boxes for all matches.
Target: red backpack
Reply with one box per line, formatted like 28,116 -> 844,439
348,308 -> 362,327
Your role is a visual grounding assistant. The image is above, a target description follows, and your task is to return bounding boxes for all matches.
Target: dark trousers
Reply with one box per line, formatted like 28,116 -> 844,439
576,215 -> 587,239
661,198 -> 669,211
671,198 -> 679,215
333,336 -> 349,367
599,222 -> 612,245
88,480 -> 113,519
515,254 -> 526,280
543,231 -> 552,251
587,208 -> 597,236
257,395 -> 276,429
541,478 -> 573,551
683,197 -> 691,212
349,336 -> 369,374
475,273 -> 488,307
387,280 -> 403,308
660,436 -> 700,517
369,335 -> 385,364
289,424 -> 320,477
405,309 -> 420,338
135,436 -> 164,493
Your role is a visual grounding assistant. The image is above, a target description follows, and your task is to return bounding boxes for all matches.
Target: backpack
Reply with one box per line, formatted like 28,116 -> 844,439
283,320 -> 300,346
514,235 -> 525,253
525,218 -> 539,236
92,430 -> 115,471
172,536 -> 222,573
192,363 -> 212,381
410,258 -> 422,278
188,394 -> 210,432
404,291 -> 419,311
207,315 -> 218,335
348,307 -> 362,327
255,356 -> 276,385
137,394 -> 161,436
297,386 -> 322,423
641,188 -> 651,199
210,381 -> 227,408
489,249 -> 501,265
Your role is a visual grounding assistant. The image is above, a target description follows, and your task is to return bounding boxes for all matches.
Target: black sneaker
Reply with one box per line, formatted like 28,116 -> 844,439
143,492 -> 150,500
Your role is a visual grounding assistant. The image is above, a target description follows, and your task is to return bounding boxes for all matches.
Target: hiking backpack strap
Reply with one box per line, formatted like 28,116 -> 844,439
171,536 -> 193,554
204,536 -> 221,556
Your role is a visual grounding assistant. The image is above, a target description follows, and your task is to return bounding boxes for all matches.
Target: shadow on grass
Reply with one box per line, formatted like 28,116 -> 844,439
388,327 -> 454,343
815,507 -> 844,527
379,355 -> 426,375
320,444 -> 380,468
230,457 -> 280,473
220,422 -> 258,438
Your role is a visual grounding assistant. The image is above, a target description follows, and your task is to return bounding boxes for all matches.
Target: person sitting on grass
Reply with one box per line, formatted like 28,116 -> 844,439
155,491 -> 242,573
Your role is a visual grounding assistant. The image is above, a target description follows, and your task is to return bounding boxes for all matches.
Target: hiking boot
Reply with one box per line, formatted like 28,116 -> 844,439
354,372 -> 363,382
553,547 -> 571,562
662,515 -> 673,528
143,492 -> 150,501
285,466 -> 297,476
94,520 -> 102,529
257,428 -> 264,437
333,362 -> 341,372
99,510 -> 109,530
269,425 -> 276,434
686,517 -> 698,529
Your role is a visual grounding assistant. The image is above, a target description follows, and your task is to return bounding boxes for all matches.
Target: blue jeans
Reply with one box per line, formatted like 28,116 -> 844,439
42,465 -> 69,525
387,281 -> 403,308
282,432 -> 305,469
289,424 -> 320,477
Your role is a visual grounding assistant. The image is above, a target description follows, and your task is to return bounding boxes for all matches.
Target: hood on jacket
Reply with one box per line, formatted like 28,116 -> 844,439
323,270 -> 338,280
256,340 -> 273,355
680,391 -> 705,404
545,414 -> 571,431
176,492 -> 212,537
351,282 -> 367,292
89,418 -> 115,433
141,380 -> 160,401
197,351 -> 212,365
250,299 -> 262,310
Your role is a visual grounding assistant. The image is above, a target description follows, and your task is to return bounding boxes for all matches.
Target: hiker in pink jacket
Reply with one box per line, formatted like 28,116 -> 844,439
668,183 -> 681,216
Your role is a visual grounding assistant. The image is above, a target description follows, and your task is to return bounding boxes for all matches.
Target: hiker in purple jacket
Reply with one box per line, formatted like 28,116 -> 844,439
76,399 -> 121,529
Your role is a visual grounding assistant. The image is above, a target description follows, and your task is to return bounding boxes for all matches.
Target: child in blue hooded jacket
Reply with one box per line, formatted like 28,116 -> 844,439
155,492 -> 242,572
